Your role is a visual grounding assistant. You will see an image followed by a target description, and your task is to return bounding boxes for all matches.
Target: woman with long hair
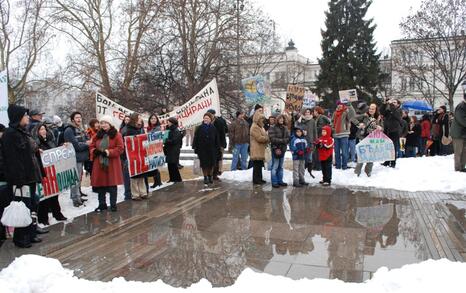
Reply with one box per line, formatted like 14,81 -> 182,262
147,114 -> 162,188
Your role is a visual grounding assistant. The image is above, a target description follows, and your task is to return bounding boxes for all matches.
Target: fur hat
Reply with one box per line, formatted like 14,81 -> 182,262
99,115 -> 114,127
204,112 -> 214,121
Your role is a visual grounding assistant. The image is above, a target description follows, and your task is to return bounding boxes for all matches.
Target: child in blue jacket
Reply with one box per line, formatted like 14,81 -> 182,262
290,127 -> 310,187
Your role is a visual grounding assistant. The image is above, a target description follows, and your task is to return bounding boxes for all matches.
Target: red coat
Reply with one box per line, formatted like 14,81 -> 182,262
317,125 -> 334,161
421,120 -> 431,138
90,130 -> 124,187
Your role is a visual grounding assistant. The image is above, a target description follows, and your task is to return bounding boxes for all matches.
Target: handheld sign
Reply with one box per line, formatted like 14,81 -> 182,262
356,130 -> 395,163
339,89 -> 358,103
241,75 -> 271,105
125,132 -> 165,177
285,84 -> 305,113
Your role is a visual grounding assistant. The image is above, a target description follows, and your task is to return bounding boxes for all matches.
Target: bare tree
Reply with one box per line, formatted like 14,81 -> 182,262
0,0 -> 51,103
394,0 -> 466,109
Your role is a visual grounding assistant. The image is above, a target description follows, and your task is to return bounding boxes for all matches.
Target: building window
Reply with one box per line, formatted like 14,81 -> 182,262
401,77 -> 407,91
409,77 -> 416,91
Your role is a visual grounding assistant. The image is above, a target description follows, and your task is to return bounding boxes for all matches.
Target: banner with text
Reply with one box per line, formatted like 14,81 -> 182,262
241,75 -> 272,105
37,144 -> 79,200
339,89 -> 358,103
125,132 -> 165,177
0,70 -> 8,125
96,79 -> 220,130
285,84 -> 305,113
356,130 -> 395,163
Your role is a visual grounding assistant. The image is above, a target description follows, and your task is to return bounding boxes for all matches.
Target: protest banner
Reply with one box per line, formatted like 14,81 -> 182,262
241,75 -> 272,105
125,131 -> 165,177
96,78 -> 220,130
338,89 -> 358,103
0,70 -> 8,125
36,144 -> 79,200
303,93 -> 317,109
356,130 -> 395,163
285,84 -> 305,113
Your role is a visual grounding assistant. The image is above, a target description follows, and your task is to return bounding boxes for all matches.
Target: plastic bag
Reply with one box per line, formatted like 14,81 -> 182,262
193,158 -> 202,176
1,201 -> 32,228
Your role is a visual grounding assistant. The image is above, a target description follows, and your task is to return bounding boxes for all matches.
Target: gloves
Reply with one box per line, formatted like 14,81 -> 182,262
101,150 -> 108,157
93,149 -> 102,157
305,147 -> 311,154
297,150 -> 304,156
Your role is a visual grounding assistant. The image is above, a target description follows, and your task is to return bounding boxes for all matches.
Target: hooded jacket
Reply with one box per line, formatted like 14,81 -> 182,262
316,125 -> 334,161
289,129 -> 309,160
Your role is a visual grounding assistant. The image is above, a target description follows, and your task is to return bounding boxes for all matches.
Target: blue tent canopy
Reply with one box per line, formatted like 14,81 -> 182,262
402,100 -> 433,111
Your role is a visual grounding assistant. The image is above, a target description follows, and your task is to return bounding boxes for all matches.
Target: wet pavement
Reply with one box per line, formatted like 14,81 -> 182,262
0,180 -> 465,286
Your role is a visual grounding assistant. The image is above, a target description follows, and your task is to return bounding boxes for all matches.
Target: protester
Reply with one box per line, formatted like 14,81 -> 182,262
399,110 -> 410,158
331,101 -> 356,170
265,115 -> 276,131
405,116 -> 421,158
420,114 -> 432,156
64,111 -> 90,207
27,109 -> 45,133
0,124 -> 8,243
380,98 -> 402,168
124,113 -> 148,200
2,105 -> 44,248
249,111 -> 269,185
290,127 -> 309,187
119,117 -> 133,201
86,118 -> 100,139
51,115 -> 66,146
32,123 -> 67,225
313,106 -> 331,171
207,109 -> 228,180
431,106 -> 450,156
354,103 -> 383,177
295,108 -> 317,178
268,114 -> 289,187
193,112 -> 220,185
147,114 -> 162,188
119,114 -> 131,132
316,125 -> 334,186
451,95 -> 466,172
228,110 -> 249,171
90,115 -> 124,212
163,117 -> 183,183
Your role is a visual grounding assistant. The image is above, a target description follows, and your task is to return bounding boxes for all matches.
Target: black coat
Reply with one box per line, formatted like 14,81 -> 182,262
405,123 -> 421,147
213,117 -> 228,149
193,123 -> 220,169
163,125 -> 182,164
380,103 -> 402,135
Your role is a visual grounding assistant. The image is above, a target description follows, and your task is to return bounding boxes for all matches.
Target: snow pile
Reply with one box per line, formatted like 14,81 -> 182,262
0,255 -> 465,293
221,155 -> 466,194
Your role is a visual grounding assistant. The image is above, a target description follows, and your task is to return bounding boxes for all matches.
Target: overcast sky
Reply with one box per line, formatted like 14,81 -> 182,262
253,0 -> 424,62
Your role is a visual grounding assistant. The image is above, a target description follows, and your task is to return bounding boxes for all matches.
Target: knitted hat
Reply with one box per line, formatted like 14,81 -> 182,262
207,109 -> 216,115
99,115 -> 114,127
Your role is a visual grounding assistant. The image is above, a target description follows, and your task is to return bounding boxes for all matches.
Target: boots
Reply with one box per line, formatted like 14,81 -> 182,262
203,176 -> 209,185
208,176 -> 213,184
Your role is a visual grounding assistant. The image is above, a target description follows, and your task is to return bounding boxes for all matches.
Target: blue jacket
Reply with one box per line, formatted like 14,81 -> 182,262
289,135 -> 308,160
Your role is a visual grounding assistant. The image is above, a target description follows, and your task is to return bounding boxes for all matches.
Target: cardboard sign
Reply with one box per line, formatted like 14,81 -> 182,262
0,70 -> 8,126
125,132 -> 165,177
241,75 -> 272,105
356,130 -> 395,163
339,89 -> 358,103
37,144 -> 79,200
285,84 -> 305,113
96,79 -> 221,130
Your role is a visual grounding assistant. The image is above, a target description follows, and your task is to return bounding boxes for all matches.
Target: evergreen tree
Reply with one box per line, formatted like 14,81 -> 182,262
316,0 -> 381,108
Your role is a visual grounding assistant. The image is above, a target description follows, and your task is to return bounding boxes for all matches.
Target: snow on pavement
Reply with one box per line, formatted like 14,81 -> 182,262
221,155 -> 466,194
0,255 -> 465,293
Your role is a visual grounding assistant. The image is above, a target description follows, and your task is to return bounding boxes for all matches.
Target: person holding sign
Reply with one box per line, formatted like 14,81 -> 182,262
331,101 -> 356,170
193,112 -> 220,185
380,99 -> 402,168
90,115 -> 124,212
163,117 -> 183,183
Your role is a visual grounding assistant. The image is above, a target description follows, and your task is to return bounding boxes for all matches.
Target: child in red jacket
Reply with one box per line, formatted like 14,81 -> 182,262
316,125 -> 334,186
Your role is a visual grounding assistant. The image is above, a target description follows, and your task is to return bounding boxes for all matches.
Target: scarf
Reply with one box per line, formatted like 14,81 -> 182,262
334,106 -> 347,134
99,133 -> 110,170
201,123 -> 211,134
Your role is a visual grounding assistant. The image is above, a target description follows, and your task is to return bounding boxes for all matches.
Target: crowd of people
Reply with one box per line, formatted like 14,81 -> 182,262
0,93 -> 465,249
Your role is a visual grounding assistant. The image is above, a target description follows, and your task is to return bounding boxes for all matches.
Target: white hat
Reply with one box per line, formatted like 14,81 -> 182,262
53,115 -> 63,127
99,115 -> 114,127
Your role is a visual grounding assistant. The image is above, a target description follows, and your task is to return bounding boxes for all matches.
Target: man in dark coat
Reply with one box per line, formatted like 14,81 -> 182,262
2,105 -> 44,248
164,117 -> 183,182
451,95 -> 466,172
207,109 -> 228,180
380,99 -> 402,167
26,109 -> 44,133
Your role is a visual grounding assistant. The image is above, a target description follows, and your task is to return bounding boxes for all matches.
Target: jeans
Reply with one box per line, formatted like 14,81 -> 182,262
70,162 -> 83,201
405,146 -> 417,158
348,139 -> 356,163
121,159 -> 132,200
419,137 -> 428,155
293,160 -> 305,185
334,137 -> 349,169
270,156 -> 285,185
231,143 -> 249,171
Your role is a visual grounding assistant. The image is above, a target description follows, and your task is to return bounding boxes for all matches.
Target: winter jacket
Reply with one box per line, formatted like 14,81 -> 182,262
163,124 -> 182,164
249,112 -> 269,161
289,134 -> 309,160
295,117 -> 317,150
90,128 -> 124,187
400,117 -> 410,138
193,123 -> 220,169
213,116 -> 228,149
432,112 -> 449,139
405,123 -> 421,147
354,114 -> 383,140
268,117 -> 290,158
331,105 -> 356,138
64,122 -> 89,163
316,125 -> 334,161
380,103 -> 402,134
450,101 -> 466,139
2,105 -> 43,186
315,114 -> 331,136
27,118 -> 41,134
228,117 -> 249,146
421,120 -> 431,139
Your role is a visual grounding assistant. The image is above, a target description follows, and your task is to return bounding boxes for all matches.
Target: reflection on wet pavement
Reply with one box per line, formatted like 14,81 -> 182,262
0,181 -> 464,286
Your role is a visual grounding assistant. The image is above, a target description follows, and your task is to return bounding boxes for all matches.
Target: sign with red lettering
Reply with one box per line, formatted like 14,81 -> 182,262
125,131 -> 165,177
36,144 -> 79,201
96,79 -> 221,130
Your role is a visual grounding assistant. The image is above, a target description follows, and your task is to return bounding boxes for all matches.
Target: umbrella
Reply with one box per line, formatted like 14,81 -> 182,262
402,100 -> 433,111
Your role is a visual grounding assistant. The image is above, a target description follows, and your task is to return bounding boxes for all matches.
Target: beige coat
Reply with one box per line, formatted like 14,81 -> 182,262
250,112 -> 269,160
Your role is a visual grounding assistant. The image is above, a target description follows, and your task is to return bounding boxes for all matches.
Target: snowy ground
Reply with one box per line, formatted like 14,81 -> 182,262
220,155 -> 466,195
0,255 -> 465,293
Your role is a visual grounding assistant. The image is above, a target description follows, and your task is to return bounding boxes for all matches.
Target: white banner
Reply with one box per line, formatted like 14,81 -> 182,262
338,89 -> 358,103
0,70 -> 8,126
96,79 -> 220,130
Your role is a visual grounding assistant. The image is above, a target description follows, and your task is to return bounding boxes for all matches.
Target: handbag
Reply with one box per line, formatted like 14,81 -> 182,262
441,135 -> 452,145
1,187 -> 32,228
